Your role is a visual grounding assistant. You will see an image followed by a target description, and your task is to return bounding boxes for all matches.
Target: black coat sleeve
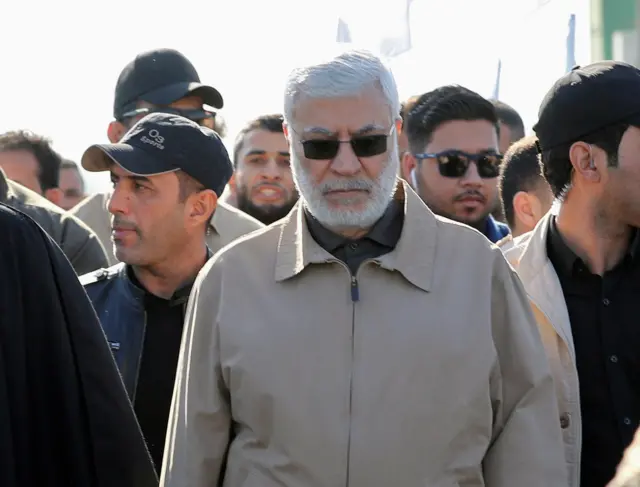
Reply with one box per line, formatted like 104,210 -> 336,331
0,203 -> 157,487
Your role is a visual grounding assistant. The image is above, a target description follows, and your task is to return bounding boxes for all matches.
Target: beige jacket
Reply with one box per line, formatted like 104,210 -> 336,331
503,213 -> 580,487
0,169 -> 108,275
161,183 -> 567,487
70,191 -> 264,265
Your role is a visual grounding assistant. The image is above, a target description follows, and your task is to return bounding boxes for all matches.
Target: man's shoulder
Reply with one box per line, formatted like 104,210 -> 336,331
215,202 -> 265,233
502,232 -> 533,268
7,180 -> 96,234
210,218 -> 282,263
80,263 -> 123,288
433,213 -> 500,249
69,192 -> 109,219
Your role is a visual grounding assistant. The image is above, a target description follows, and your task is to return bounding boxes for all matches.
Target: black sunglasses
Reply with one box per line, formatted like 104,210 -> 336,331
414,150 -> 502,178
300,127 -> 394,160
121,106 -> 215,124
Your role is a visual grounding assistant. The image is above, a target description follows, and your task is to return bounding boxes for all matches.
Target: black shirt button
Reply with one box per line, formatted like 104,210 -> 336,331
560,413 -> 571,429
349,243 -> 358,250
624,417 -> 632,426
610,355 -> 619,363
602,297 -> 610,306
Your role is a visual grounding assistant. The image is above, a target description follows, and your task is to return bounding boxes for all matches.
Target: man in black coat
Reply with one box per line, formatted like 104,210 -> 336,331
0,202 -> 157,487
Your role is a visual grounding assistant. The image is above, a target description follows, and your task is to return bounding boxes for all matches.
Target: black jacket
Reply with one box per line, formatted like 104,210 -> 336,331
0,203 -> 157,487
82,254 -> 209,399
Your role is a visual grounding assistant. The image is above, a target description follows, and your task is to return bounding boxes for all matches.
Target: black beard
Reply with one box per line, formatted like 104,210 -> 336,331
236,188 -> 298,225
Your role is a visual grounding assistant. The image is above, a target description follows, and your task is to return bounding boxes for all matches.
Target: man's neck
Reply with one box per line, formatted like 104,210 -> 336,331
131,243 -> 208,299
556,199 -> 632,275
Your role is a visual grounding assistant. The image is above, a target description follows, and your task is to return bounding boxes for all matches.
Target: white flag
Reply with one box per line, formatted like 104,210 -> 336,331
336,0 -> 414,58
565,13 -> 576,72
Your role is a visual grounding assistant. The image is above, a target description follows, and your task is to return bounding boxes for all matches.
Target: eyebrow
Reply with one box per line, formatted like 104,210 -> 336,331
245,149 -> 290,157
302,123 -> 387,136
110,173 -> 152,184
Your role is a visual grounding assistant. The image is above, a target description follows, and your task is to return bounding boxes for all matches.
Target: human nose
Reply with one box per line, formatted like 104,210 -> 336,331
107,185 -> 130,216
460,161 -> 483,187
330,141 -> 361,176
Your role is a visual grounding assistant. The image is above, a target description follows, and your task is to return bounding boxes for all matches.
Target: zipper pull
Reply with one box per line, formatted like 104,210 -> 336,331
350,276 -> 360,302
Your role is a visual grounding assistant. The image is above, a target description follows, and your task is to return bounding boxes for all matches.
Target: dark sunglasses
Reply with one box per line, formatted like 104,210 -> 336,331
121,106 -> 215,124
414,150 -> 502,178
301,127 -> 394,160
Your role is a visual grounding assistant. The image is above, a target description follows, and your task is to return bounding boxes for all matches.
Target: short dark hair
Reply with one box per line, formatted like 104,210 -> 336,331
405,85 -> 500,154
499,136 -> 546,227
491,100 -> 525,141
0,130 -> 62,191
61,159 -> 79,171
400,95 -> 420,120
541,122 -> 628,199
175,170 -> 205,202
233,114 -> 285,167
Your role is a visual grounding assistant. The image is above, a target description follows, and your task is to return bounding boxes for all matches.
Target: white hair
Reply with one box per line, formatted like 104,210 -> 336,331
283,49 -> 400,124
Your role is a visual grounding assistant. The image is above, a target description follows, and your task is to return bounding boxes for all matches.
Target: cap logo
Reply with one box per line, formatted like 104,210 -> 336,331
140,129 -> 165,150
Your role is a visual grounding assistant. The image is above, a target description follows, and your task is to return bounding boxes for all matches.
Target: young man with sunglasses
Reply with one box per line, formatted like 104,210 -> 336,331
71,48 -> 262,264
160,50 -> 566,487
402,85 -> 510,243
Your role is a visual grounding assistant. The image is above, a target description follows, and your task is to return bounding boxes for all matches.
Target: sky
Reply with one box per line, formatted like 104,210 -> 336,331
1,0 -> 591,193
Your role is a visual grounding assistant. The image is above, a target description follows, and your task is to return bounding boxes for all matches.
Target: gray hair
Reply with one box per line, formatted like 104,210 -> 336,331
283,49 -> 400,125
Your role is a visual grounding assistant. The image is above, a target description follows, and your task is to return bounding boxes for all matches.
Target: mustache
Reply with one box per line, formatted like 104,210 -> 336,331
111,216 -> 139,233
454,190 -> 486,203
319,179 -> 374,195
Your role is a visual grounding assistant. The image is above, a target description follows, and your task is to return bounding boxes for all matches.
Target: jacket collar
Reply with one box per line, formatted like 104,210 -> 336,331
209,201 -> 244,236
514,212 -> 575,355
274,180 -> 438,292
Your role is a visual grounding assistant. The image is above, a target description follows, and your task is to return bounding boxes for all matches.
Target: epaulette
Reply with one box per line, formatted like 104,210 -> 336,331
79,266 -> 118,286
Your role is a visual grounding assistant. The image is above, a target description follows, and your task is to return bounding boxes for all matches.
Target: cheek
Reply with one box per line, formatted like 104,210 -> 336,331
361,155 -> 390,178
421,164 -> 456,196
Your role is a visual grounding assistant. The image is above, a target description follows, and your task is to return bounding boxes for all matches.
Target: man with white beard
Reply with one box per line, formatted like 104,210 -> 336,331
160,50 -> 566,487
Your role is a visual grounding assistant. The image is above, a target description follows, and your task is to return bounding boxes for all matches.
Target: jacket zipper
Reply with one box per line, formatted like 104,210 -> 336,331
132,310 -> 148,404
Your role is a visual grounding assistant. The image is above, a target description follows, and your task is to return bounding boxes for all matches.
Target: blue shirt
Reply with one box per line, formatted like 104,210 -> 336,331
484,215 -> 510,243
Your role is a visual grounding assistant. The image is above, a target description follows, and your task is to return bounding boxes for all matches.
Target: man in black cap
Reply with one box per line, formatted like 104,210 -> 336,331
79,112 -> 233,474
503,61 -> 640,487
71,48 -> 262,264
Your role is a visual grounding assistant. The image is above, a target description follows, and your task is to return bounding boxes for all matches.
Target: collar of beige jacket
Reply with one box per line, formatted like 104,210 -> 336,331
209,201 -> 243,236
274,180 -> 437,292
208,201 -> 230,236
514,211 -> 574,351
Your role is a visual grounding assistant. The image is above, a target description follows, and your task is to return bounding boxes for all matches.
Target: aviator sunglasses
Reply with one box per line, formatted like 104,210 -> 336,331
300,126 -> 394,160
414,150 -> 502,179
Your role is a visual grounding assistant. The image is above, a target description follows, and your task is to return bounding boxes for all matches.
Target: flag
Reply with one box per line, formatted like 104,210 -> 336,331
337,18 -> 352,43
336,0 -> 414,58
565,13 -> 577,72
492,59 -> 502,100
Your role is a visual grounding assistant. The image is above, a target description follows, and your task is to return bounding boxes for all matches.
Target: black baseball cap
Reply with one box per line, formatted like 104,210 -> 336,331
533,61 -> 640,151
113,48 -> 224,120
81,112 -> 232,196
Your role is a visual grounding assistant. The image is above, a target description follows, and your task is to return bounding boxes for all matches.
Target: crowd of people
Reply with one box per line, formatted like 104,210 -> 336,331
1,46 -> 640,487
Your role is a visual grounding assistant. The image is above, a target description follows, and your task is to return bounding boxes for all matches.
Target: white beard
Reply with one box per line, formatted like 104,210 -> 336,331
291,143 -> 399,230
